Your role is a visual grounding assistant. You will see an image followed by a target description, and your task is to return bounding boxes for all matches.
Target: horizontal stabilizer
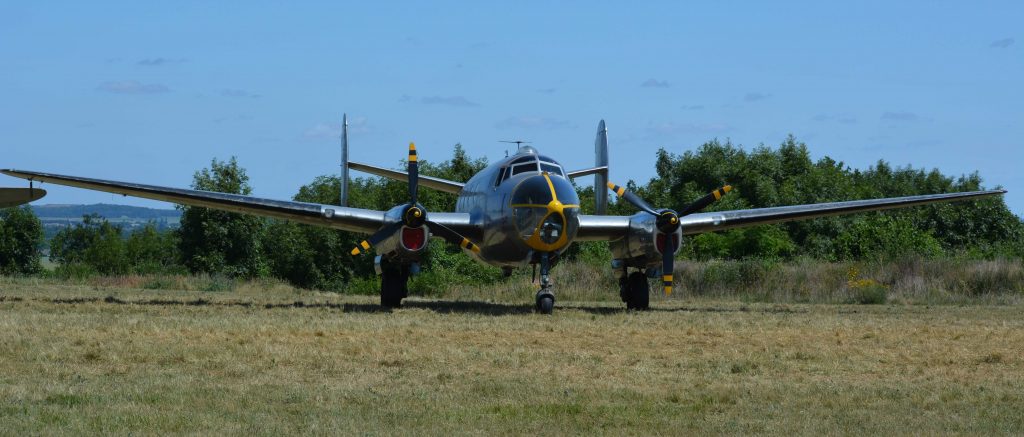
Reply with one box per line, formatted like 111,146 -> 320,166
0,187 -> 46,208
565,166 -> 608,179
348,161 -> 464,194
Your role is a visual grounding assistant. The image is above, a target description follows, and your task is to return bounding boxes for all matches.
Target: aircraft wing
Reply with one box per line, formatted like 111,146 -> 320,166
0,187 -> 47,207
0,169 -> 477,238
576,189 -> 1007,241
348,161 -> 464,194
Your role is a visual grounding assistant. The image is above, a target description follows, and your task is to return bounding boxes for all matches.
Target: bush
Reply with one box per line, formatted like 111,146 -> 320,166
0,206 -> 44,275
847,279 -> 888,304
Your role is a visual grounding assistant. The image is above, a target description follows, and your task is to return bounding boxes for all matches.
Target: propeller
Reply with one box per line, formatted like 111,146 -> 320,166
350,143 -> 481,256
607,182 -> 732,295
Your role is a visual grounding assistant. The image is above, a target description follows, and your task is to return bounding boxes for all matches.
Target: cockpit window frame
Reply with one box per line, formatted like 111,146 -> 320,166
495,167 -> 507,186
511,162 -> 539,176
539,162 -> 563,176
510,156 -> 535,165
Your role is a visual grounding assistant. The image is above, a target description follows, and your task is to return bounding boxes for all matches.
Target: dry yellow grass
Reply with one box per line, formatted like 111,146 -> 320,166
1,279 -> 1023,435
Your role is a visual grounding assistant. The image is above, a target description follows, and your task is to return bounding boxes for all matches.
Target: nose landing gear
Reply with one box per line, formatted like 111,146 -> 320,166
535,251 -> 555,314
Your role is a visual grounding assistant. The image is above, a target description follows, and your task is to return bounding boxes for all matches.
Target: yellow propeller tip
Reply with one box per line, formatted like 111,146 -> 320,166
606,182 -> 616,189
723,185 -> 732,193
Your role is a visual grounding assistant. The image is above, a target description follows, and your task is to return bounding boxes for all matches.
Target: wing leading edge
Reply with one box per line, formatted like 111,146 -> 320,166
0,169 -> 477,239
576,189 -> 1007,241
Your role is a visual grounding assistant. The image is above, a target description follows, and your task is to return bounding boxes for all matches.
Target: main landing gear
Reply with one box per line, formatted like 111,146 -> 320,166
379,258 -> 410,308
619,269 -> 650,310
535,251 -> 555,314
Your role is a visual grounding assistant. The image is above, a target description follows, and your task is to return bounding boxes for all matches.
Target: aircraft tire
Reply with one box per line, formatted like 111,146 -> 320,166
626,271 -> 649,310
537,295 -> 554,315
380,262 -> 409,309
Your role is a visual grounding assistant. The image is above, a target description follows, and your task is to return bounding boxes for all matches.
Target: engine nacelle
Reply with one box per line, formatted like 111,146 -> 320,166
610,211 -> 682,272
373,204 -> 431,262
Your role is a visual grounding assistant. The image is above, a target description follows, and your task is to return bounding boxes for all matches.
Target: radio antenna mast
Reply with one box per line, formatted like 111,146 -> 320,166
499,140 -> 532,156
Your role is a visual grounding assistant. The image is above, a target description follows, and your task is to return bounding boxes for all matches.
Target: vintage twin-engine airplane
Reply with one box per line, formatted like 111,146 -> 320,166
1,118 -> 1007,313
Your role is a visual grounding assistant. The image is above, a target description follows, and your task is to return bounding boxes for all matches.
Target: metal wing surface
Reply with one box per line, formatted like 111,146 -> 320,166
347,161 -> 464,194
0,169 -> 476,237
576,189 -> 1007,241
0,187 -> 47,207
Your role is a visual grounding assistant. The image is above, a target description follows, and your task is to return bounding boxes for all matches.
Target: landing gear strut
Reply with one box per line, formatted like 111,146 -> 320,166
380,259 -> 409,308
619,269 -> 650,310
535,251 -> 555,314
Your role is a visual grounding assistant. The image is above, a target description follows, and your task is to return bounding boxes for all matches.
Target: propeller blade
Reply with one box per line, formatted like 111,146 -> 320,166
607,182 -> 659,216
677,185 -> 732,217
408,142 -> 419,205
349,221 -> 403,255
662,246 -> 674,296
427,220 -> 481,254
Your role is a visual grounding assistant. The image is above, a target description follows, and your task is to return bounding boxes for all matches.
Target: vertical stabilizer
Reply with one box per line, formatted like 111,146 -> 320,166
594,120 -> 609,215
340,114 -> 349,207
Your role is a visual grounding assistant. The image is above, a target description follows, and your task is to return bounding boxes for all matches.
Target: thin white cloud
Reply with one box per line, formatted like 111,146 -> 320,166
641,78 -> 671,88
419,96 -> 479,107
221,89 -> 261,98
97,80 -> 170,94
744,92 -> 770,102
137,57 -> 187,66
301,116 -> 370,140
812,113 -> 857,124
495,116 -> 575,130
881,111 -> 920,122
990,38 -> 1015,48
647,121 -> 732,136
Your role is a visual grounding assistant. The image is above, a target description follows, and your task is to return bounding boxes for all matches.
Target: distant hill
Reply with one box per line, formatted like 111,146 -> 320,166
31,203 -> 181,221
30,204 -> 182,243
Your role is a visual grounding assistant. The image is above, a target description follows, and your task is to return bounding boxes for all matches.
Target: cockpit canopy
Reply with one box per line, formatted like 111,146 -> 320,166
495,153 -> 565,186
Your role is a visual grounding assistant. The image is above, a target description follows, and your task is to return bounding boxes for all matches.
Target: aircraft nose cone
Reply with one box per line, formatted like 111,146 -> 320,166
510,173 -> 581,252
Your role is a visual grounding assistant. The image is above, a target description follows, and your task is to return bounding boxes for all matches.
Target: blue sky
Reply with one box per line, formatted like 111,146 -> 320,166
2,1 -> 1021,215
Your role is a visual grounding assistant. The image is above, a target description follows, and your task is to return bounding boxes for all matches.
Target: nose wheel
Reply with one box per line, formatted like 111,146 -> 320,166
536,290 -> 555,314
535,251 -> 556,314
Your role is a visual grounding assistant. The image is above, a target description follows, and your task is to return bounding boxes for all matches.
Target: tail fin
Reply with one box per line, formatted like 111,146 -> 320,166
594,120 -> 609,215
339,113 -> 349,207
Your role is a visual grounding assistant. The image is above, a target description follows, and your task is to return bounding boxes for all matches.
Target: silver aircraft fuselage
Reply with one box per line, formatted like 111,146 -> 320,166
453,146 -> 580,267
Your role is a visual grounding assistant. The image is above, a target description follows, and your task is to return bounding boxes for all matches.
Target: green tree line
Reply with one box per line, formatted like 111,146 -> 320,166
1,138 -> 1021,290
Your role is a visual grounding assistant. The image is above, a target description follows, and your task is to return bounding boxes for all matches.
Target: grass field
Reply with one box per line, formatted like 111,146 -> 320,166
1,278 -> 1023,435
